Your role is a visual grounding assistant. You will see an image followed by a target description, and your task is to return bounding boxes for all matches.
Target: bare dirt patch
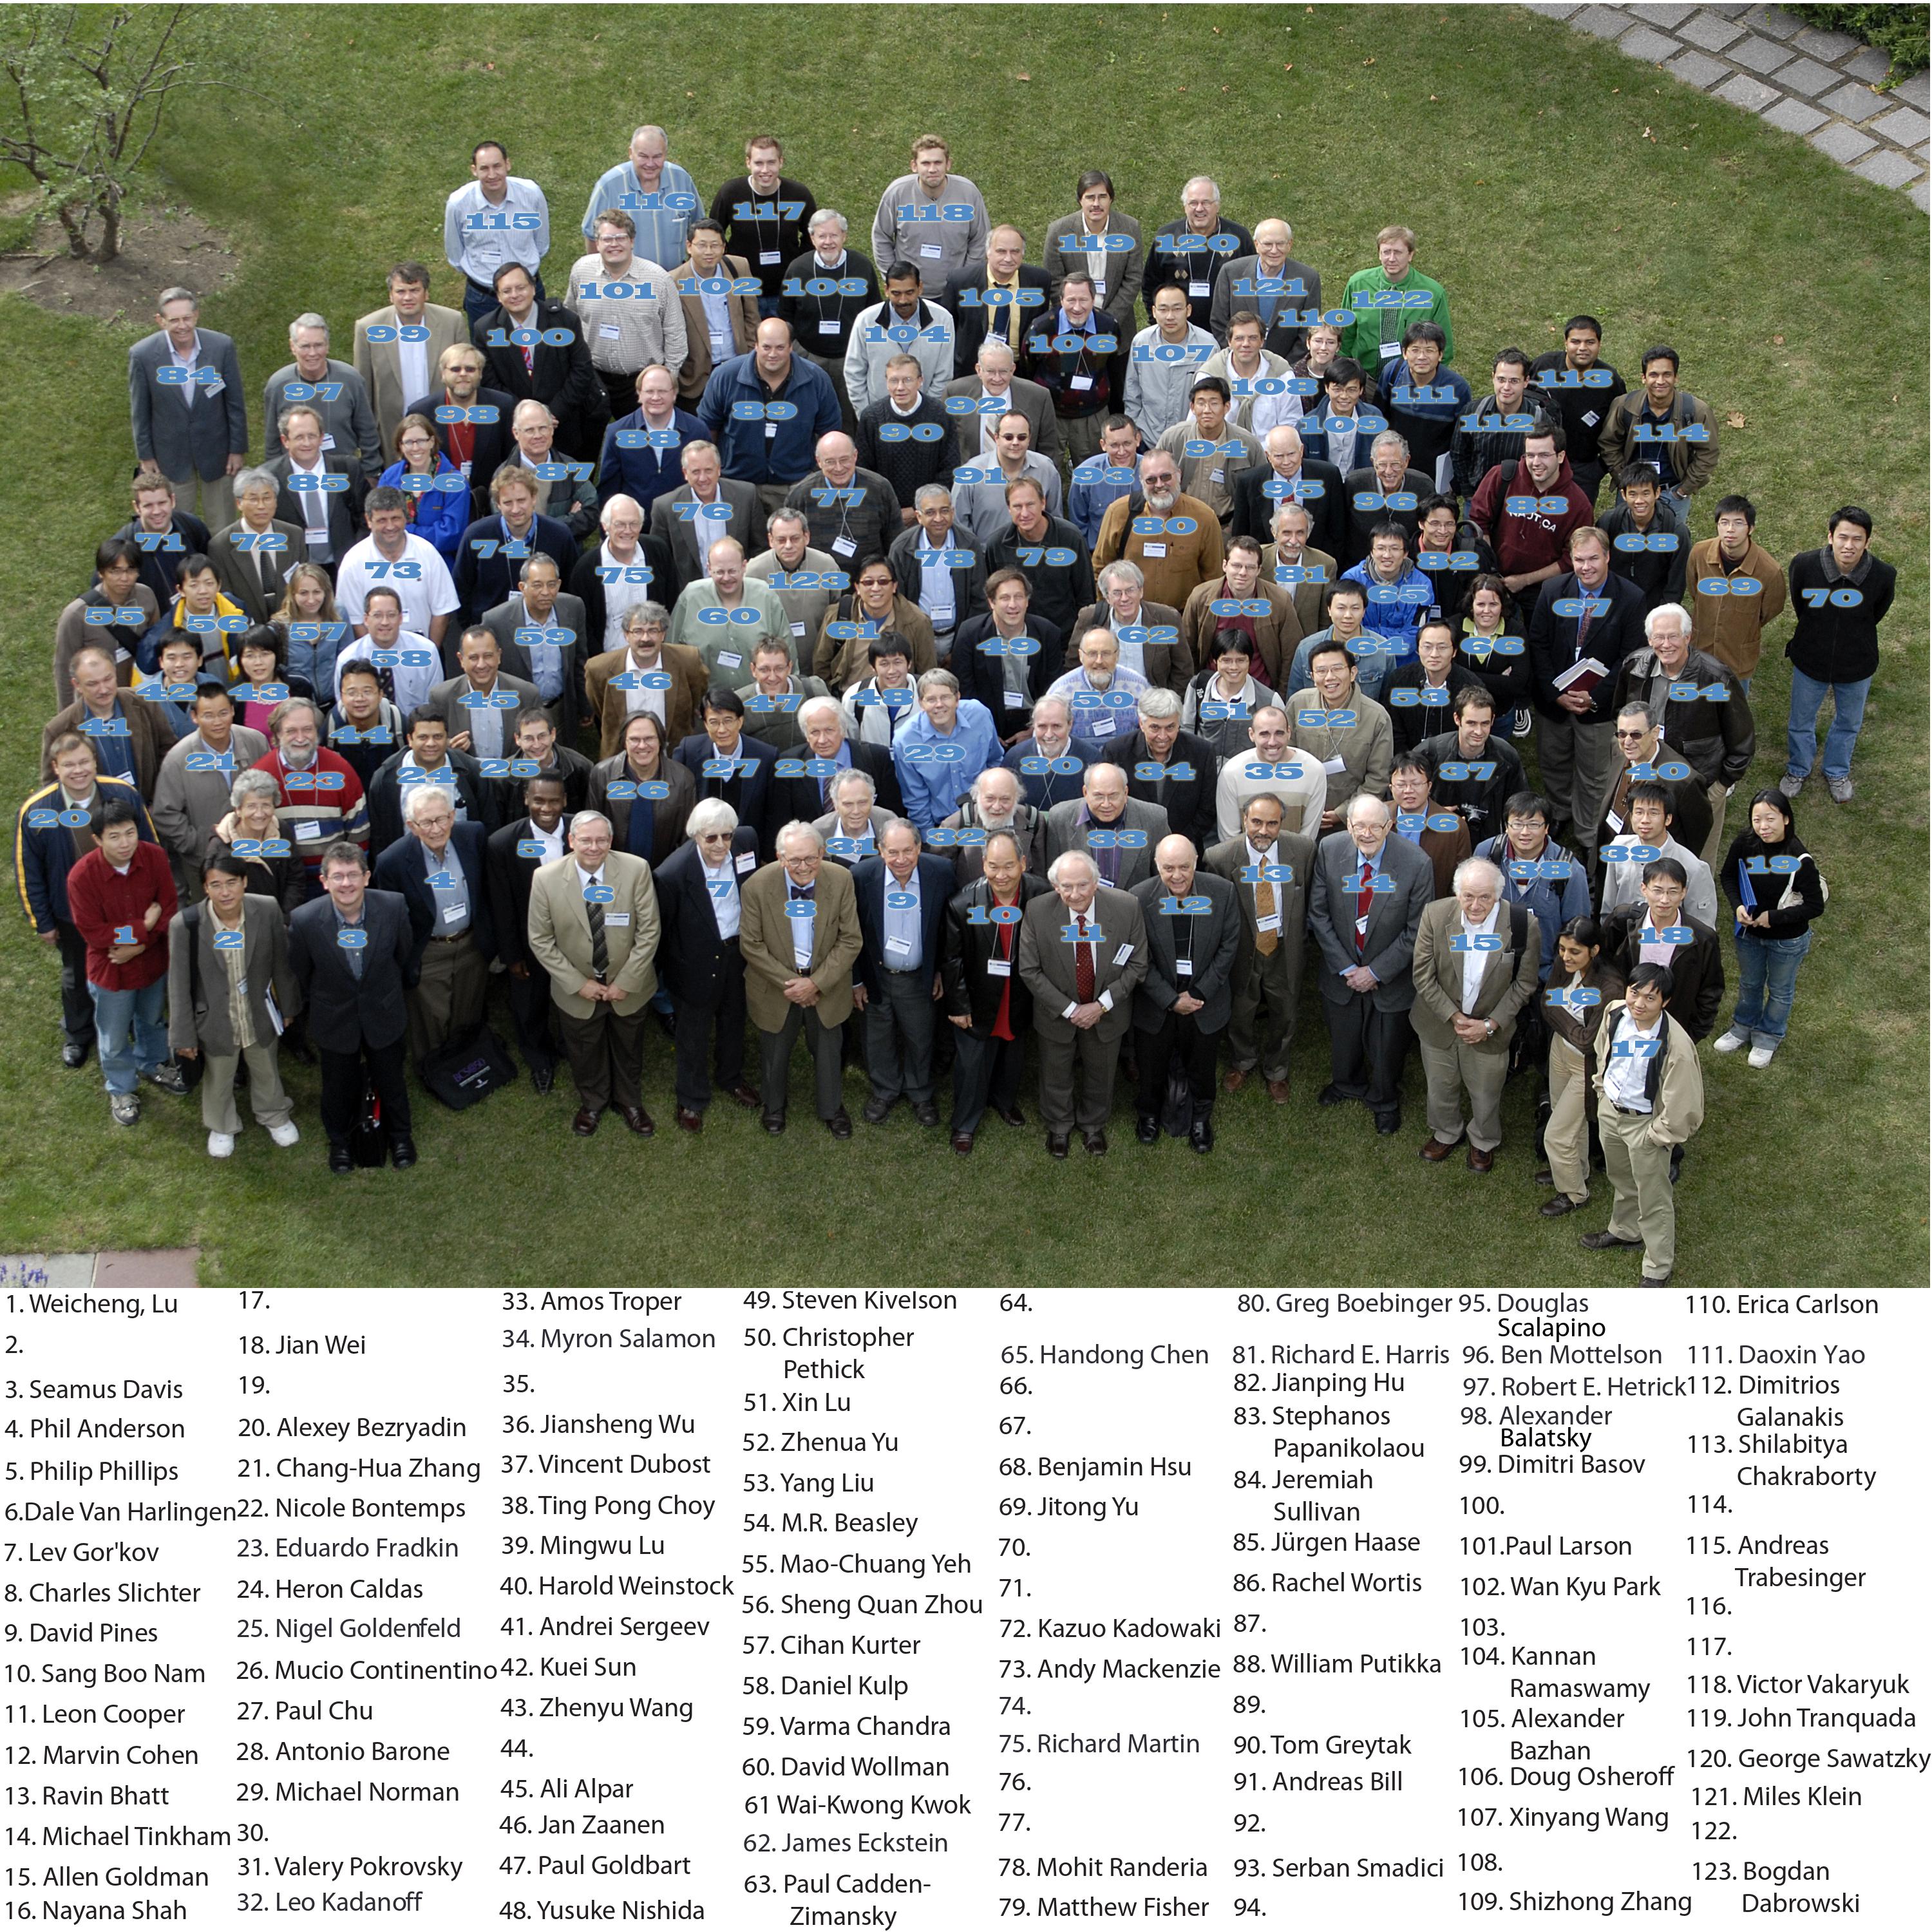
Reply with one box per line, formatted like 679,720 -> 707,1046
0,200 -> 239,323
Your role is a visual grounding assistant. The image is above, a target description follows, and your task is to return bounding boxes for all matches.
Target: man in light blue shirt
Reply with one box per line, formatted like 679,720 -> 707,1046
445,141 -> 551,328
581,126 -> 699,275
890,671 -> 1001,832
1067,416 -> 1142,549
1045,629 -> 1151,753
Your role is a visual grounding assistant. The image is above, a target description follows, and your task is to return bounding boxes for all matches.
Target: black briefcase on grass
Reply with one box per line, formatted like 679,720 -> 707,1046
419,1026 -> 516,1111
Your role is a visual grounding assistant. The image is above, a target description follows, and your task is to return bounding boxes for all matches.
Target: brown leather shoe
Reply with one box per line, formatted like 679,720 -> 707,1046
1419,1136 -> 1456,1162
675,1107 -> 703,1134
1222,1068 -> 1248,1094
572,1108 -> 600,1136
1466,1146 -> 1495,1173
951,1132 -> 974,1155
1266,1077 -> 1290,1104
726,1083 -> 761,1109
996,1105 -> 1026,1128
619,1105 -> 654,1136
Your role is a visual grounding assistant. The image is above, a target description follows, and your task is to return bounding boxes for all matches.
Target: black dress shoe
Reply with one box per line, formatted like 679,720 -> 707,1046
62,1040 -> 90,1069
762,1112 -> 786,1135
286,1033 -> 317,1066
1534,1167 -> 1554,1188
1318,1083 -> 1352,1107
728,1083 -> 762,1109
531,1063 -> 555,1095
573,1108 -> 601,1136
913,1102 -> 939,1128
1669,1155 -> 1683,1186
1374,1113 -> 1401,1135
1189,1116 -> 1214,1154
389,1135 -> 417,1170
862,1096 -> 895,1125
1135,1114 -> 1160,1144
951,1132 -> 974,1155
675,1107 -> 703,1133
654,1007 -> 676,1039
618,1105 -> 654,1135
826,1110 -> 853,1140
1046,1131 -> 1070,1159
328,1142 -> 354,1175
1580,1230 -> 1642,1251
996,1106 -> 1026,1129
1082,1129 -> 1108,1155
1539,1195 -> 1581,1217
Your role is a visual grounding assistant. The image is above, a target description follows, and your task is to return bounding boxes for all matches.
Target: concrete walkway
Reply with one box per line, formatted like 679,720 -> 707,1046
1,1251 -> 201,1287
1530,2 -> 1930,206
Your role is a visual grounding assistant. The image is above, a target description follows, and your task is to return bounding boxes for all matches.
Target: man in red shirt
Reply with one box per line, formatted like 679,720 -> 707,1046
65,791 -> 188,1124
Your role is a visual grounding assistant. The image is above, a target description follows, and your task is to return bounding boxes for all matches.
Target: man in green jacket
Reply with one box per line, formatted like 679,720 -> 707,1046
1337,226 -> 1452,379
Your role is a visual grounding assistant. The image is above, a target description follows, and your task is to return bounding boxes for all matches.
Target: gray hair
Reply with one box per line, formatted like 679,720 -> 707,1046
156,285 -> 197,310
913,484 -> 952,511
797,696 -> 843,730
601,493 -> 645,529
775,819 -> 826,856
512,399 -> 557,429
1097,560 -> 1144,596
878,815 -> 921,846
620,600 -> 671,630
831,768 -> 876,805
764,506 -> 810,537
1617,701 -> 1656,730
278,403 -> 325,437
1643,601 -> 1692,639
1181,175 -> 1220,202
1345,792 -> 1391,829
232,466 -> 279,499
1031,694 -> 1072,726
1370,430 -> 1410,460
686,798 -> 738,838
679,439 -> 720,470
230,769 -> 281,811
972,764 -> 1019,802
916,669 -> 959,697
808,208 -> 849,236
1047,849 -> 1099,886
571,811 -> 612,838
975,337 -> 1016,369
1452,855 -> 1506,896
401,784 -> 455,827
288,312 -> 329,344
1137,688 -> 1182,722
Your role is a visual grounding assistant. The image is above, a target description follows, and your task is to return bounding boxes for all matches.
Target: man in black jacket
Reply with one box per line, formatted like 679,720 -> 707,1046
1121,690 -> 1218,851
764,696 -> 902,831
406,345 -> 516,517
1781,505 -> 1897,806
472,263 -> 608,462
1143,179 -> 1253,334
287,840 -> 417,1172
1528,314 -> 1626,506
1230,423 -> 1345,562
486,773 -> 571,1091
1525,526 -> 1646,865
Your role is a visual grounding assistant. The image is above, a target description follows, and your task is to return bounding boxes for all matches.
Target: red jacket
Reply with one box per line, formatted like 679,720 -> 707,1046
1468,453 -> 1594,580
66,842 -> 177,991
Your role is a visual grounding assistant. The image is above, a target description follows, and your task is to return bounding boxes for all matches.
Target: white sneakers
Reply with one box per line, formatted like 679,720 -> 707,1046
269,1121 -> 301,1148
209,1122 -> 300,1156
1747,1045 -> 1776,1069
207,1132 -> 236,1159
1713,1027 -> 1749,1054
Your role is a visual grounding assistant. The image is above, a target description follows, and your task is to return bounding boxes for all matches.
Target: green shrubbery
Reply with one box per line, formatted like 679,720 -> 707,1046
1787,5 -> 1929,80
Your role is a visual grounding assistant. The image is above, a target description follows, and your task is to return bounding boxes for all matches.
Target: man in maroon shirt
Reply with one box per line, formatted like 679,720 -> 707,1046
65,790 -> 188,1123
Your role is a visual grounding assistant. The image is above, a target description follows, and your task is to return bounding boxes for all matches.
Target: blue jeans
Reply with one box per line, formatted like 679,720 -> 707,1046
91,978 -> 169,1095
1731,929 -> 1811,1045
1785,668 -> 1870,781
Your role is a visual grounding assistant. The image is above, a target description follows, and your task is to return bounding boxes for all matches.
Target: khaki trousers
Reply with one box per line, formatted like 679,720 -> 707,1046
201,1042 -> 293,1133
1418,1033 -> 1510,1152
1598,1104 -> 1678,1281
1544,1034 -> 1591,1204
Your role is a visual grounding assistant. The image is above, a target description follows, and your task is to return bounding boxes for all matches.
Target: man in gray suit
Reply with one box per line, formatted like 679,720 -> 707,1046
262,314 -> 381,469
1042,761 -> 1168,893
1410,855 -> 1541,1173
1307,792 -> 1434,1135
353,261 -> 471,464
1130,835 -> 1240,1151
426,628 -> 544,762
649,440 -> 767,598
942,339 -> 1062,469
130,287 -> 249,531
1203,790 -> 1316,1105
1016,848 -> 1148,1157
478,553 -> 592,739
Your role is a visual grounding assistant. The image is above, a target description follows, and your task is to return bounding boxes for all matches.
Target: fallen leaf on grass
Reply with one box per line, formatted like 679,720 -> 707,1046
1726,413 -> 1746,429
1772,334 -> 1784,345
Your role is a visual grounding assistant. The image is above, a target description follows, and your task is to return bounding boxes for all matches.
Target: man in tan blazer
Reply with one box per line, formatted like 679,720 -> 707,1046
583,603 -> 709,757
1260,500 -> 1338,638
352,263 -> 468,463
1410,855 -> 1540,1171
670,227 -> 761,406
1016,848 -> 1148,1157
739,820 -> 862,1135
526,811 -> 661,1135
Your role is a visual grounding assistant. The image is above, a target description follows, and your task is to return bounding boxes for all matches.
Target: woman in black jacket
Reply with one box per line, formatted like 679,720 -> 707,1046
1715,788 -> 1826,1067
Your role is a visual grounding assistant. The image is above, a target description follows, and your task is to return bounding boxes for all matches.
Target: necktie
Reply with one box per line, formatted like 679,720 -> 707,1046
1254,859 -> 1279,957
992,905 -> 1017,1041
373,658 -> 395,703
1093,823 -> 1119,886
586,884 -> 609,981
521,333 -> 535,379
1075,914 -> 1095,1004
1354,860 -> 1374,952
1574,578 -> 1595,659
821,770 -> 837,809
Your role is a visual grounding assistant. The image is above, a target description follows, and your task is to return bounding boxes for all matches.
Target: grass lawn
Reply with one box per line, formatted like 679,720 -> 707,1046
1,3 -> 1924,1288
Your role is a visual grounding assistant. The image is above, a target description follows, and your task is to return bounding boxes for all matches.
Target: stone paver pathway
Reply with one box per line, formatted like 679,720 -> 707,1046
1,1250 -> 202,1288
1528,2 -> 1930,207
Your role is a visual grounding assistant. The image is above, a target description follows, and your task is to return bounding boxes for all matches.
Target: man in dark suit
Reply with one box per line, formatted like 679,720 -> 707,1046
945,227 -> 1053,379
371,785 -> 495,1067
940,827 -> 1051,1151
365,708 -> 496,855
129,288 -> 249,531
1307,793 -> 1435,1135
1067,569 -> 1189,690
572,498 -> 677,661
1204,789 -> 1315,1104
1130,835 -> 1241,1151
1591,700 -> 1712,873
851,819 -> 952,1129
287,839 -> 417,1173
1207,220 -> 1322,363
406,345 -> 516,516
1121,691 -> 1217,851
209,469 -> 307,625
478,553 -> 590,737
426,629 -> 544,764
649,443 -> 767,598
1231,424 -> 1347,569
951,573 -> 1062,735
763,696 -> 902,832
265,408 -> 368,582
485,772 -> 571,1091
652,799 -> 763,1131
1017,848 -> 1149,1157
1526,525 -> 1648,864
1043,762 -> 1170,895
451,466 -> 578,629
1144,182 -> 1255,332
472,262 -> 608,462
674,690 -> 780,856
1341,437 -> 1434,569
